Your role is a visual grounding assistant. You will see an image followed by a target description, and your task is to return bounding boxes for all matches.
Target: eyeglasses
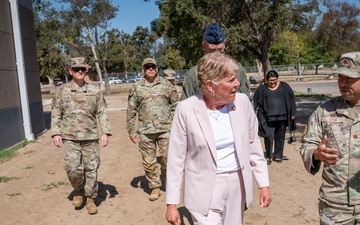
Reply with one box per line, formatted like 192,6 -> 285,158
72,67 -> 86,72
144,64 -> 157,70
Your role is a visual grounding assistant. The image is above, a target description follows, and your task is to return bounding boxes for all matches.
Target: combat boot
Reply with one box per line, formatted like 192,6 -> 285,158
149,187 -> 161,201
73,189 -> 84,208
86,198 -> 98,215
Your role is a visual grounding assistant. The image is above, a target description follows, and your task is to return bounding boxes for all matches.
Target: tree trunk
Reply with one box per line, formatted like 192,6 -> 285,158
87,26 -> 105,91
103,66 -> 111,95
297,61 -> 302,80
47,75 -> 53,85
256,59 -> 263,80
261,58 -> 272,77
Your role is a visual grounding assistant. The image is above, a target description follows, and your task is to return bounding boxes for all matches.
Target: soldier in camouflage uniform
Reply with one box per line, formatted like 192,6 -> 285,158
164,68 -> 182,99
181,23 -> 252,101
127,58 -> 179,201
51,57 -> 112,215
300,52 -> 360,224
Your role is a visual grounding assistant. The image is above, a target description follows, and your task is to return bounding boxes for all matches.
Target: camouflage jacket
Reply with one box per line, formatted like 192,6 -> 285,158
51,81 -> 112,141
300,96 -> 360,205
126,76 -> 179,136
180,64 -> 252,100
174,84 -> 182,100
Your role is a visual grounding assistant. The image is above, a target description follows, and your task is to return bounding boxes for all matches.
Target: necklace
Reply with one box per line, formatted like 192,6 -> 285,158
208,110 -> 222,121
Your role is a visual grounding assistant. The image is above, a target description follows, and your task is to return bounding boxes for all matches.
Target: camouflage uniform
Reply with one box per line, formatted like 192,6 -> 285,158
51,81 -> 112,198
180,64 -> 252,100
174,85 -> 182,100
126,76 -> 179,189
300,97 -> 360,224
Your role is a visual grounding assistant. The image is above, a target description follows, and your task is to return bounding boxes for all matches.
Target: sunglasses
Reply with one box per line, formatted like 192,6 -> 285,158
72,67 -> 86,72
144,64 -> 157,70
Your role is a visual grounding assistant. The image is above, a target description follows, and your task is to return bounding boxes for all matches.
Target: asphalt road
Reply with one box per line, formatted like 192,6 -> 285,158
288,80 -> 340,97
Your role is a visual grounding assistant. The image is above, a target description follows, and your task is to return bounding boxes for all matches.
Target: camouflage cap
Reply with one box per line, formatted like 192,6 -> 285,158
163,69 -> 176,80
142,58 -> 157,66
334,52 -> 360,78
70,57 -> 86,68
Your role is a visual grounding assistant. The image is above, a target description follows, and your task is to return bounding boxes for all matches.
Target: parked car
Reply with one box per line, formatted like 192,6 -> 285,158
109,77 -> 123,84
53,78 -> 63,86
134,76 -> 143,81
175,74 -> 187,80
101,77 -> 123,85
123,77 -> 136,83
249,76 -> 262,84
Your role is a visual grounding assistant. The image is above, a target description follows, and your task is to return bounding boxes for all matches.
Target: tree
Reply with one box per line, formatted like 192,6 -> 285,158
58,0 -> 118,95
275,30 -> 305,79
165,49 -> 186,70
315,0 -> 360,61
153,0 -> 319,75
33,0 -> 65,83
302,42 -> 333,74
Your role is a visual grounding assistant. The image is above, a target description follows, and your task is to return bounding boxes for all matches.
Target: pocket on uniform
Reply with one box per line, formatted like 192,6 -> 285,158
328,122 -> 348,157
85,95 -> 98,114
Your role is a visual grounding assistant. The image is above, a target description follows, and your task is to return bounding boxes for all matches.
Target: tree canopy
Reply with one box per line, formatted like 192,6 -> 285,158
33,0 -> 360,83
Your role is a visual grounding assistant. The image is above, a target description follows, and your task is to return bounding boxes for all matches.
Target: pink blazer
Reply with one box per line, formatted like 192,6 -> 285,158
166,93 -> 269,215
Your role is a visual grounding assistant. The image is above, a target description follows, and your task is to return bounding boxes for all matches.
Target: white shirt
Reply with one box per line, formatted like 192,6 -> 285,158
208,105 -> 240,173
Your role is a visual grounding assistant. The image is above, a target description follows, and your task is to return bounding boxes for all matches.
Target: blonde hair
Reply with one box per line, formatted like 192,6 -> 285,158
197,52 -> 239,93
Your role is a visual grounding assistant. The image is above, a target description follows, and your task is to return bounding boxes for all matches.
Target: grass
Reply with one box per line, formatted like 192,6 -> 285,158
22,150 -> 35,155
7,193 -> 21,197
0,176 -> 20,183
42,181 -> 68,191
24,165 -> 34,169
0,141 -> 30,163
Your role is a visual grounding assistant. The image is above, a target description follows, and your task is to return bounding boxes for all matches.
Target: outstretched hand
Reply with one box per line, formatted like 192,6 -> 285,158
313,135 -> 338,165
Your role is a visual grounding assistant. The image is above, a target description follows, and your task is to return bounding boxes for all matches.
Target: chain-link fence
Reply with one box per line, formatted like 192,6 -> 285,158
105,62 -> 339,81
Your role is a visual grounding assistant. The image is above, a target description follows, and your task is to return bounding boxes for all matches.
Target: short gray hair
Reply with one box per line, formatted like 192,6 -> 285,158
197,52 -> 239,93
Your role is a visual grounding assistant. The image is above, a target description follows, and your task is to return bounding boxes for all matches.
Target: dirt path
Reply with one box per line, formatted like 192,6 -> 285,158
0,92 -> 323,225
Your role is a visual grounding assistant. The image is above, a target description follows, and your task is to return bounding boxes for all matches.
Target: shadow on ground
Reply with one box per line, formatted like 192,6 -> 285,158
130,175 -> 152,195
66,182 -> 119,209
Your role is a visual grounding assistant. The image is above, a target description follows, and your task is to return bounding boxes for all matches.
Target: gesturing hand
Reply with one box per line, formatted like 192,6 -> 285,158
313,135 -> 338,166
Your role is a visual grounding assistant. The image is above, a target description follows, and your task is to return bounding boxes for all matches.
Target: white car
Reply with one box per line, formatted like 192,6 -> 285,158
106,77 -> 123,84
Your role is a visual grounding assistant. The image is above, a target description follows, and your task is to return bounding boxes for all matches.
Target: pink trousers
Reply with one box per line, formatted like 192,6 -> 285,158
189,170 -> 246,225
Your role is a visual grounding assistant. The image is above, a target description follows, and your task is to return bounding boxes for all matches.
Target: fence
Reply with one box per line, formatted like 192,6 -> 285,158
105,62 -> 339,80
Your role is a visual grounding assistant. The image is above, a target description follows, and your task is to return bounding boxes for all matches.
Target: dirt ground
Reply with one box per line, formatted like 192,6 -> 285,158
0,91 -> 324,225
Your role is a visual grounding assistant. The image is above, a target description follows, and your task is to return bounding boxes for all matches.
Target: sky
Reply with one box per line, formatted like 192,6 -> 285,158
109,0 -> 160,35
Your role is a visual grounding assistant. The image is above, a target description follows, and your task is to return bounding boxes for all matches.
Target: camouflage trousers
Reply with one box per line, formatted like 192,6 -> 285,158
138,132 -> 169,189
63,140 -> 100,199
319,198 -> 360,224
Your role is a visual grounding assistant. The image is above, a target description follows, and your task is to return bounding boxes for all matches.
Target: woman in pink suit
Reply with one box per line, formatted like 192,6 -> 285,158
166,52 -> 272,225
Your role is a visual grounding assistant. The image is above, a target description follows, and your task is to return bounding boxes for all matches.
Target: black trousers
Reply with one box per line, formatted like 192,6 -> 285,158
264,120 -> 287,160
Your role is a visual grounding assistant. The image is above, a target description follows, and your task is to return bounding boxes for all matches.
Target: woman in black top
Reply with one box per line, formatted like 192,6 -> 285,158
253,70 -> 297,164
